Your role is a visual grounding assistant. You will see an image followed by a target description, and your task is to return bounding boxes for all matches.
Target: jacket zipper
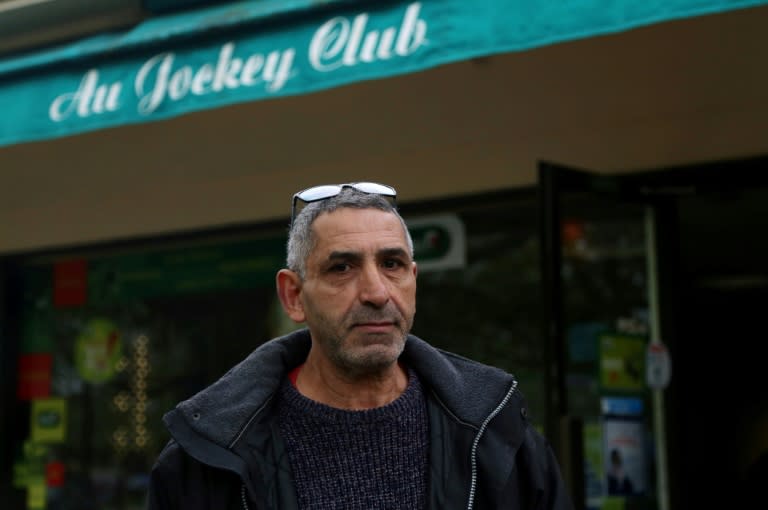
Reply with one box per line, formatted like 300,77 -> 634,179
466,380 -> 518,510
235,396 -> 276,510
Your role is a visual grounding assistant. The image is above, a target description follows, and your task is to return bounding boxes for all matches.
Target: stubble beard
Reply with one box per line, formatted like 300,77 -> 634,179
311,303 -> 413,378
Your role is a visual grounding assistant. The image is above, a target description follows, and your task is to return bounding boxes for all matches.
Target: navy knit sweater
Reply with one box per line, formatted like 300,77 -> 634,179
276,369 -> 429,510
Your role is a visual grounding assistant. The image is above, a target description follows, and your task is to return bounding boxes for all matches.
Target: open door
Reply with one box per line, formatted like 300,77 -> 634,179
539,156 -> 768,510
539,161 -> 672,510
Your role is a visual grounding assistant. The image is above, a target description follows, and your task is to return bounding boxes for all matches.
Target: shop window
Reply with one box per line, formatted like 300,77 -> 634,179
409,196 -> 546,425
9,233 -> 288,509
7,192 -> 546,509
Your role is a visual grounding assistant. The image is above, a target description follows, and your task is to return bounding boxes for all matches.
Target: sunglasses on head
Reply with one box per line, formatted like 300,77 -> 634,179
290,182 -> 397,226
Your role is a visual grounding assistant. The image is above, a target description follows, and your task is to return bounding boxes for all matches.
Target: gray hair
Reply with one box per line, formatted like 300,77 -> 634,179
286,188 -> 414,279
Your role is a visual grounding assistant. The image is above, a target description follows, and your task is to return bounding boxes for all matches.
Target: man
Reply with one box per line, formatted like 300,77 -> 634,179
606,449 -> 634,496
147,182 -> 573,510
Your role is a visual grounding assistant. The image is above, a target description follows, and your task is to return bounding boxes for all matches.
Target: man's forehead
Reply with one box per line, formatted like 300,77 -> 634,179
311,208 -> 409,248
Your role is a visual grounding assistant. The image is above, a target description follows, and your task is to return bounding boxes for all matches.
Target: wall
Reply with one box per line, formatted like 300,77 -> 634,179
0,5 -> 766,254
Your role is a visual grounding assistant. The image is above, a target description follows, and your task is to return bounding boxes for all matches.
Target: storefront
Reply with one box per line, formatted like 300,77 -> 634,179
540,158 -> 768,510
2,1 -> 768,509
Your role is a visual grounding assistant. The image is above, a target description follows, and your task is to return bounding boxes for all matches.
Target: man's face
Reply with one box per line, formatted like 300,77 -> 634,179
299,208 -> 417,376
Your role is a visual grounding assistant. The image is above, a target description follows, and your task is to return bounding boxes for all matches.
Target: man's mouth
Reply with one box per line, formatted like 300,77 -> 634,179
353,321 -> 396,333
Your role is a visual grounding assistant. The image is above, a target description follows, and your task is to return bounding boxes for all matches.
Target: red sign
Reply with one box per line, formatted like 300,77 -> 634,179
562,219 -> 585,243
17,353 -> 53,400
53,259 -> 87,307
46,461 -> 66,487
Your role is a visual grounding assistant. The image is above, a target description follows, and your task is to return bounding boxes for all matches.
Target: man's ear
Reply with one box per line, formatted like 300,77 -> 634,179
276,269 -> 306,323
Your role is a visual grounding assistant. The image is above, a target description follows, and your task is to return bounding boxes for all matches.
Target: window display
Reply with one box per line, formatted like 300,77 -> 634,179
7,195 -> 546,509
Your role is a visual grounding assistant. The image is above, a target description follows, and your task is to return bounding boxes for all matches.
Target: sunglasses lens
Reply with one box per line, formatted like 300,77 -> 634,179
296,185 -> 342,202
351,182 -> 396,197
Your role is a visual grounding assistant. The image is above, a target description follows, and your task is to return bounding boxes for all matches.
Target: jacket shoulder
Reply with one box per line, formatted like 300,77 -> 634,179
167,329 -> 311,449
147,440 -> 242,510
404,335 -> 520,427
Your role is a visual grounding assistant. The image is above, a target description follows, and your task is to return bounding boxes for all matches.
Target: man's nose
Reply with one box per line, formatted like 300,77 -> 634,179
358,264 -> 389,307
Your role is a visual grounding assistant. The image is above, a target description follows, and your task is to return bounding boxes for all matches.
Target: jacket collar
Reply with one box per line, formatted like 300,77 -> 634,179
165,329 -> 311,450
163,329 -> 524,507
401,334 -> 518,428
165,328 -> 520,449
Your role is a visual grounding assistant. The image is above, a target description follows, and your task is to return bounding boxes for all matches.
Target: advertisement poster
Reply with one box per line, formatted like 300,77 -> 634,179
583,420 -> 605,510
75,318 -> 122,384
603,418 -> 645,497
599,333 -> 645,392
31,398 -> 67,443
17,353 -> 53,400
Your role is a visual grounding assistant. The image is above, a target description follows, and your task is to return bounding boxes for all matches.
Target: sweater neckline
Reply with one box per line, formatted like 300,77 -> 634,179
278,368 -> 423,425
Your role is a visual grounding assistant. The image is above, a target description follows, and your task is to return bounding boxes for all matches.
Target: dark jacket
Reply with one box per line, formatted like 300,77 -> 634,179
147,329 -> 573,510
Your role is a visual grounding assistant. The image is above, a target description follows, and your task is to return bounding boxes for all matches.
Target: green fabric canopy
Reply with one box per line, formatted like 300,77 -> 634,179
0,0 -> 764,147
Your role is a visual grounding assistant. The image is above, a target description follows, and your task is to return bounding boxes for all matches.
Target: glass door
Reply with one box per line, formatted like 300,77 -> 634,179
539,162 -> 670,510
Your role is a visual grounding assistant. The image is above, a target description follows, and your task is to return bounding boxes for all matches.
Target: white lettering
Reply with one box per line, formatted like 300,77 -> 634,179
135,53 -> 174,115
104,82 -> 122,113
309,2 -> 427,72
168,66 -> 193,100
91,81 -> 122,114
49,70 -> 122,121
395,3 -> 427,56
49,3 -> 427,124
134,43 -> 295,115
309,15 -> 350,72
377,28 -> 396,60
360,31 -> 380,63
191,63 -> 214,94
343,14 -> 368,66
212,43 -> 243,91
262,50 -> 295,92
240,55 -> 264,86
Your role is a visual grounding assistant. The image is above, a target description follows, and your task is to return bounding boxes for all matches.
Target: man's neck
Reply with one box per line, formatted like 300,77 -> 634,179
294,352 -> 408,410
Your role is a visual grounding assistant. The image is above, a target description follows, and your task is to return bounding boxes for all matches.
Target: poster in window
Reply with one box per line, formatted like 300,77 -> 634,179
603,418 -> 645,497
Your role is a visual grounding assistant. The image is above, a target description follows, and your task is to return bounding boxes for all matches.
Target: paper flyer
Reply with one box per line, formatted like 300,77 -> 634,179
603,418 -> 646,497
31,398 -> 67,443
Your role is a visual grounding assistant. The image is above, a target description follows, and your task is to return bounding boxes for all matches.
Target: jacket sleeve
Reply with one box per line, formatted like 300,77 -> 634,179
146,440 -> 184,510
525,428 -> 575,510
145,439 -> 245,510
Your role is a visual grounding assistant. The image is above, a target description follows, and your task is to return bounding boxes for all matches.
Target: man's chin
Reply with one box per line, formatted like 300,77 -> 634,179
337,345 -> 404,376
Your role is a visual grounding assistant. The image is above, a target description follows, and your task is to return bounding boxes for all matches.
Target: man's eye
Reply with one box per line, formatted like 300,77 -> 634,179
329,263 -> 350,272
383,259 -> 405,269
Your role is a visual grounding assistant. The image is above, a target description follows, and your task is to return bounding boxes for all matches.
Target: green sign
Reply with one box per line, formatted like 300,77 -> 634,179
407,214 -> 466,271
86,237 -> 285,302
75,318 -> 122,384
599,333 -> 645,392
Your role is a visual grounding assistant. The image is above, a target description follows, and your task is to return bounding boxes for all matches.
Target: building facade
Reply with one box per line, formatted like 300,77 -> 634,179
2,1 -> 768,509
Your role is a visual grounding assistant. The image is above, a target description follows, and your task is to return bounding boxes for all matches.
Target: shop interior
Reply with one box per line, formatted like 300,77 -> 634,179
669,177 -> 768,509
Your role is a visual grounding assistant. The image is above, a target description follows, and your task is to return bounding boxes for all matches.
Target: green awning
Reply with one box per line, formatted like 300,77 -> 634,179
0,0 -> 765,148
